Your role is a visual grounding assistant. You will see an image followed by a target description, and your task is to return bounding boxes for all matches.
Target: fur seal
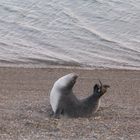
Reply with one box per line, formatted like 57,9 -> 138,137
50,73 -> 110,118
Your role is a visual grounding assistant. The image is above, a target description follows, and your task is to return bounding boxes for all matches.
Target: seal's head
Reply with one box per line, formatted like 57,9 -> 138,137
54,73 -> 78,92
93,80 -> 110,98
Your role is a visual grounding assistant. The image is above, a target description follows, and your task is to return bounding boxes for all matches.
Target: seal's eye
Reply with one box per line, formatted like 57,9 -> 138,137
98,88 -> 101,92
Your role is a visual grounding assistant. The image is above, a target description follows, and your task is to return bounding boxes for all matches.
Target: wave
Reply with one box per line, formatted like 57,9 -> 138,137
0,0 -> 140,70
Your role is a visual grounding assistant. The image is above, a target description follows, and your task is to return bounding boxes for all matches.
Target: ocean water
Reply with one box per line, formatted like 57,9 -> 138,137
0,0 -> 140,69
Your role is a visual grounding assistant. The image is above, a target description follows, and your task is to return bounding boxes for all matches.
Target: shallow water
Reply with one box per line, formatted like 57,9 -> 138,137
0,0 -> 140,69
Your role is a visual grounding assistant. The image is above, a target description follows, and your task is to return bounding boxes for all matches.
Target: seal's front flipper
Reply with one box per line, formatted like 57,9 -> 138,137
49,110 -> 54,117
53,108 -> 64,118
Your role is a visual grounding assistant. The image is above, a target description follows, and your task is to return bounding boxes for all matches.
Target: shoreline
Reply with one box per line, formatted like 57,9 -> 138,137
0,61 -> 140,71
0,64 -> 140,71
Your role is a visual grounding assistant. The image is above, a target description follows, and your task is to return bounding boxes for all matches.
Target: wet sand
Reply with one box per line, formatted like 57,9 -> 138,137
0,67 -> 140,140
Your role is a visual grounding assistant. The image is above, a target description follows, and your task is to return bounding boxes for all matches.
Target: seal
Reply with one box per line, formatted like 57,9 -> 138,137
50,73 -> 110,118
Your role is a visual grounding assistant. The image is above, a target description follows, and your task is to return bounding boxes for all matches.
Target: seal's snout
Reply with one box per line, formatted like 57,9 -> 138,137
104,85 -> 110,88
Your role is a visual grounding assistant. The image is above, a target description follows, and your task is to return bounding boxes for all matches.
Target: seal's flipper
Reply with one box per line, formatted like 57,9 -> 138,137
53,108 -> 64,118
49,110 -> 54,117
